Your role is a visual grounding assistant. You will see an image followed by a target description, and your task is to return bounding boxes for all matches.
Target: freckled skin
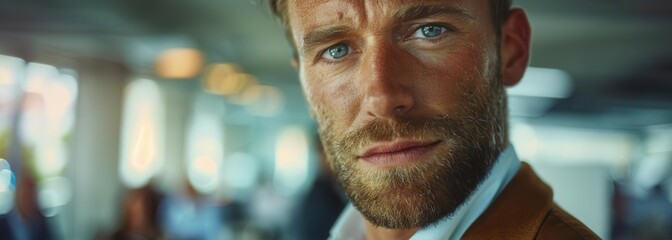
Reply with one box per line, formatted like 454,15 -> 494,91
289,0 -> 498,135
286,0 -> 529,239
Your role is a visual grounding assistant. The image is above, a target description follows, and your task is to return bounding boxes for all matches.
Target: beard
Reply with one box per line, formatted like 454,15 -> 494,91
315,72 -> 507,229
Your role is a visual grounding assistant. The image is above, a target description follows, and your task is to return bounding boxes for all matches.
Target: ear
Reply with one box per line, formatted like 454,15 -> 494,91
500,8 -> 531,87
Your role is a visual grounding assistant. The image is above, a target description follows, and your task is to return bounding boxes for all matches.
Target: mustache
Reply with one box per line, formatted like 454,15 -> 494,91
336,116 -> 465,151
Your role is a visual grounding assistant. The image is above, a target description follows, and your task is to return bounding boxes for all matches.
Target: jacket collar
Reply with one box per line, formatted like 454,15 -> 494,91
462,163 -> 554,239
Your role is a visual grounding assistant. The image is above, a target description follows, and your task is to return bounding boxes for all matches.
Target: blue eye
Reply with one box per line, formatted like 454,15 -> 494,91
413,24 -> 448,38
322,43 -> 351,60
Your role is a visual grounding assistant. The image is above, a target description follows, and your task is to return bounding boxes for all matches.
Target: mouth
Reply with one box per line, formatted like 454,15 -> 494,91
357,140 -> 442,168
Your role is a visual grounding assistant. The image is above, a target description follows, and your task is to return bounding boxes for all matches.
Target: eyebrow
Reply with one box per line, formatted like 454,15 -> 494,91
396,4 -> 474,23
299,4 -> 473,57
301,26 -> 350,56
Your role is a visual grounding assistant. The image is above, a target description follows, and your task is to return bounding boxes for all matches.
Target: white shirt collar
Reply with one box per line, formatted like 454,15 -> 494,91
329,146 -> 521,240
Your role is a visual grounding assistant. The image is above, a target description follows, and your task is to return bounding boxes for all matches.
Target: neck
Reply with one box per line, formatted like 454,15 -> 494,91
364,220 -> 418,240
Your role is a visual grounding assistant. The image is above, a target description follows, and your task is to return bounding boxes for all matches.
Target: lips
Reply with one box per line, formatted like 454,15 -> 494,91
357,140 -> 441,167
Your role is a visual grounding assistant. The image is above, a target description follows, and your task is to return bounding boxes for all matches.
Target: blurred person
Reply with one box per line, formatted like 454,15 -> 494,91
247,181 -> 293,239
292,136 -> 347,240
611,181 -> 672,240
629,185 -> 672,239
612,153 -> 672,239
158,181 -> 227,240
105,186 -> 164,240
0,170 -> 55,240
269,0 -> 599,239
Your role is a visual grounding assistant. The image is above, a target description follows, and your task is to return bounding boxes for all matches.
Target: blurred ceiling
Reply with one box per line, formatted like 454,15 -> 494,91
0,0 -> 671,130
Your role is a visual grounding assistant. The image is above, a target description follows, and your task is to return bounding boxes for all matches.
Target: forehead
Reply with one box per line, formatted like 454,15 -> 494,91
286,0 -> 491,42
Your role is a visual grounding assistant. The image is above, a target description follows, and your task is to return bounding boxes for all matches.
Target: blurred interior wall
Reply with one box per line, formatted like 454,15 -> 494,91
531,163 -> 611,239
67,57 -> 128,240
155,80 -> 194,192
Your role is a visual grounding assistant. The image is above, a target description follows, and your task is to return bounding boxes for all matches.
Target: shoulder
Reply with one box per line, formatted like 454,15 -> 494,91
536,204 -> 601,240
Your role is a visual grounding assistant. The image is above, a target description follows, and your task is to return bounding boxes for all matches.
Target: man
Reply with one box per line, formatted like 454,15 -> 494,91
270,0 -> 599,239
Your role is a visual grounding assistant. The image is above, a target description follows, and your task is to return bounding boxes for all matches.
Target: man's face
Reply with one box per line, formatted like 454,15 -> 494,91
287,0 -> 508,228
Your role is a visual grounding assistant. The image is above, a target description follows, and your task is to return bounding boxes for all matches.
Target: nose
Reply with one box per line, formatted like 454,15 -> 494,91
359,41 -> 415,118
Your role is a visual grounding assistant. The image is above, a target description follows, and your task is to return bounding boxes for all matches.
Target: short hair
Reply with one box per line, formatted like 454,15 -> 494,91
270,0 -> 513,50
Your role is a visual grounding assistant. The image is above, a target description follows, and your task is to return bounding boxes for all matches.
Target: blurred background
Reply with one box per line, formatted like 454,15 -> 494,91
0,0 -> 671,239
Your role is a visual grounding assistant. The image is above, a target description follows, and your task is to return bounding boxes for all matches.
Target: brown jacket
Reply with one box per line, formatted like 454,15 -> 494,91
462,163 -> 601,240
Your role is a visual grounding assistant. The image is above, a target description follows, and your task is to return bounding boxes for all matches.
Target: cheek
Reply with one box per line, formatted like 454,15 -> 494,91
417,47 -> 489,113
303,69 -> 359,130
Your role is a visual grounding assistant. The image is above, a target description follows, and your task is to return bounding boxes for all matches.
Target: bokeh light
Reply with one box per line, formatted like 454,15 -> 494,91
19,62 -> 60,147
221,72 -> 256,97
0,54 -> 24,86
227,74 -> 259,105
0,55 -> 25,132
246,85 -> 284,117
18,64 -> 78,177
155,48 -> 204,79
35,141 -> 67,177
274,126 -> 310,196
120,79 -> 166,188
38,176 -> 73,217
203,63 -> 242,95
44,71 -> 78,136
25,62 -> 59,94
18,92 -> 47,148
185,97 -> 224,194
0,158 -> 16,215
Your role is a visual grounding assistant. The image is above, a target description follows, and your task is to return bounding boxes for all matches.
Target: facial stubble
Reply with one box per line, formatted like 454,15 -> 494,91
311,47 -> 506,229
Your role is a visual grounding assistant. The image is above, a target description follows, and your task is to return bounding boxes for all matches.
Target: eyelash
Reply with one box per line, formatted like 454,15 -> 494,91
314,23 -> 455,64
316,42 -> 354,64
406,23 -> 454,42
